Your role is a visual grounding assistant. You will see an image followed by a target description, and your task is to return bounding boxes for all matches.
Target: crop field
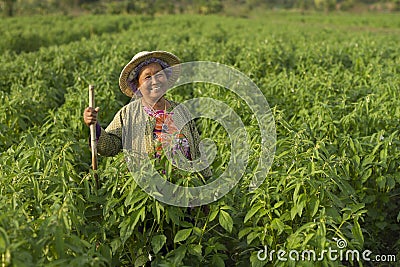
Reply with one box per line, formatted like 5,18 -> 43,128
1,12 -> 400,266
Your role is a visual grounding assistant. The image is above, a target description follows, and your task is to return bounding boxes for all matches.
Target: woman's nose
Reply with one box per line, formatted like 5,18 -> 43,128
151,75 -> 158,84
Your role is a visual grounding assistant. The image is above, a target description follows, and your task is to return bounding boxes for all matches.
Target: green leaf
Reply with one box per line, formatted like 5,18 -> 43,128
244,204 -> 263,223
303,233 -> 315,247
214,242 -> 227,251
273,200 -> 285,209
98,244 -> 112,263
287,234 -> 303,249
188,244 -> 202,257
352,155 -> 361,167
293,183 -> 301,203
309,197 -> 319,217
376,176 -> 386,189
134,254 -> 149,267
296,194 -> 306,217
211,254 -> 225,267
151,235 -> 167,254
290,205 -> 298,220
238,227 -> 253,240
192,226 -> 202,236
172,245 -> 187,265
361,168 -> 372,183
110,238 -> 122,254
247,231 -> 259,245
220,205 -> 233,211
55,226 -> 65,258
209,208 -> 219,222
219,210 -> 233,233
119,206 -> 145,243
271,218 -> 285,234
326,191 -> 344,208
362,154 -> 375,167
380,147 -> 387,161
349,203 -> 365,213
386,175 -> 396,190
174,228 -> 192,243
352,219 -> 364,247
0,227 -> 9,253
342,212 -> 351,221
166,207 -> 184,225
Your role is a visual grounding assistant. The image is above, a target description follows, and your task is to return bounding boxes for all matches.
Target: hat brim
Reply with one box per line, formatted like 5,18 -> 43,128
119,51 -> 181,98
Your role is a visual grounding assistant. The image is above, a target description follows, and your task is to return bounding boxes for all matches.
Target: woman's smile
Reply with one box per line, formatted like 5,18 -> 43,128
137,62 -> 169,104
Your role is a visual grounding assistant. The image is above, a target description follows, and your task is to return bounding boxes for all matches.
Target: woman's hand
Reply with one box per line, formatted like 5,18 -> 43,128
83,107 -> 100,126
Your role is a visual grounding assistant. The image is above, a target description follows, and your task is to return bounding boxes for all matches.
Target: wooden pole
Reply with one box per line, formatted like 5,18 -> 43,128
88,85 -> 99,189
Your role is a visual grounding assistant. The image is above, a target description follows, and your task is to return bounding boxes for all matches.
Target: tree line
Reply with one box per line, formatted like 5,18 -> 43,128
1,0 -> 399,17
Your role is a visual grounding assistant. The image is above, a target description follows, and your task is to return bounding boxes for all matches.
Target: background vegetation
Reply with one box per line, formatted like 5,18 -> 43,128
1,10 -> 399,267
1,0 -> 400,17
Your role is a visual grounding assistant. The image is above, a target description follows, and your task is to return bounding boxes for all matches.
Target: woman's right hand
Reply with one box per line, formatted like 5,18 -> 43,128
83,107 -> 100,126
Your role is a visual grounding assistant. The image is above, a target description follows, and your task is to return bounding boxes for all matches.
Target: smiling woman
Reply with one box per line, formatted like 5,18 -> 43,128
83,50 -> 212,178
137,62 -> 169,108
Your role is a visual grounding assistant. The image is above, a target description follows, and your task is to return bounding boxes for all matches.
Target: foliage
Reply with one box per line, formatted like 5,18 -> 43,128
1,0 -> 400,17
1,13 -> 400,266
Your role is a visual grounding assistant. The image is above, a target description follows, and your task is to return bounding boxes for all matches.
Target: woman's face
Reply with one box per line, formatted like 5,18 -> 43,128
137,62 -> 168,104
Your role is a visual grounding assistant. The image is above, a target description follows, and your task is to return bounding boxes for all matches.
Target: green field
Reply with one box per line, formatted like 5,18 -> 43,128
1,12 -> 400,266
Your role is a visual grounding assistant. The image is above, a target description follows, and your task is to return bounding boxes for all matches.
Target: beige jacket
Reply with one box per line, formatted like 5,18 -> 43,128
97,98 -> 212,178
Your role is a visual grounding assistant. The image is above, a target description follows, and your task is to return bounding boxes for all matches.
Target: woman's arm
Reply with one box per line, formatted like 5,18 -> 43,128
84,106 -> 123,157
97,110 -> 123,157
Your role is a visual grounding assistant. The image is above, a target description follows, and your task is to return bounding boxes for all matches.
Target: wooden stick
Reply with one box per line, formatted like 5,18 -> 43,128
89,84 -> 99,189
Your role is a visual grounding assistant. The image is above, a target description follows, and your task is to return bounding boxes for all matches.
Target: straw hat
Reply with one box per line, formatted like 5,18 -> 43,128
119,51 -> 181,98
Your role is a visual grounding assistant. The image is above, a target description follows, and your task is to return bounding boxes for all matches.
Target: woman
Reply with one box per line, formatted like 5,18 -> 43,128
83,50 -> 212,179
